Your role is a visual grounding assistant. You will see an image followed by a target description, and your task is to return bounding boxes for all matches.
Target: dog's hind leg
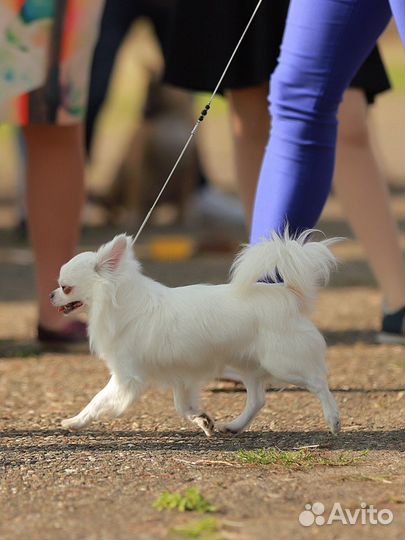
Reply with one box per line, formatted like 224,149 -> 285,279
173,384 -> 215,437
305,377 -> 341,435
217,374 -> 266,435
271,367 -> 341,435
62,374 -> 145,430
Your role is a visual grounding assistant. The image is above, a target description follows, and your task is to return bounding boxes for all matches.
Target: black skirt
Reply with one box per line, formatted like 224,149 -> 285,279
164,0 -> 391,103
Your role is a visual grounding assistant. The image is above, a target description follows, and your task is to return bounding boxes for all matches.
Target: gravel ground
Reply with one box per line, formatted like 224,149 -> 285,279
0,335 -> 403,540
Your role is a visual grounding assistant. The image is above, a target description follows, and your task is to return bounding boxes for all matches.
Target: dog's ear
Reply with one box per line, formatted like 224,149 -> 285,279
95,234 -> 133,274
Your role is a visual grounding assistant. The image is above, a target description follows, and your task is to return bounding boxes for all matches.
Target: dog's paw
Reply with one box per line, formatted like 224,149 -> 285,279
330,416 -> 341,436
216,423 -> 240,436
61,417 -> 85,431
190,413 -> 215,437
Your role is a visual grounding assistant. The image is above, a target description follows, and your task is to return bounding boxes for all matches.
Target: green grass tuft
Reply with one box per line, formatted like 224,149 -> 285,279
168,517 -> 223,540
236,447 -> 368,469
153,487 -> 216,513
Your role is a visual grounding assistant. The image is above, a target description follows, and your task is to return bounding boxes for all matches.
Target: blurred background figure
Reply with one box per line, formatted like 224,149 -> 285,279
0,0 -> 105,347
86,0 -> 199,229
164,0 -> 405,344
85,0 -> 244,241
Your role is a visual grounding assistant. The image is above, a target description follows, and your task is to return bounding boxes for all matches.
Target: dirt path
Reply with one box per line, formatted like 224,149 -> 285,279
0,334 -> 403,539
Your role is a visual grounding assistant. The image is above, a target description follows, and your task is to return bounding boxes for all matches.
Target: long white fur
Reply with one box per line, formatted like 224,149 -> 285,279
51,231 -> 341,437
231,229 -> 339,313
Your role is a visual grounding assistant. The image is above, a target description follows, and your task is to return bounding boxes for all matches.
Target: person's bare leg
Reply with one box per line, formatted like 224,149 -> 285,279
24,124 -> 85,331
334,89 -> 405,312
226,83 -> 269,225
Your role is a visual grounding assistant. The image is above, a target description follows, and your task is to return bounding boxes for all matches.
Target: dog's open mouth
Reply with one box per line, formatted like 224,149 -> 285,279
58,301 -> 83,315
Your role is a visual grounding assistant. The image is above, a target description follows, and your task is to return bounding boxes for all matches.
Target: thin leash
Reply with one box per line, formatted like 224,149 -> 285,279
133,0 -> 264,244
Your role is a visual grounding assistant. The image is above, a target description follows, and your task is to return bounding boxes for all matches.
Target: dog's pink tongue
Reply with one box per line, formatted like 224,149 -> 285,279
57,306 -> 65,313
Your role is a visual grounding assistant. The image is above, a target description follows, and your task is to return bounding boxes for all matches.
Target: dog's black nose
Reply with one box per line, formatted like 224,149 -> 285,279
49,291 -> 55,300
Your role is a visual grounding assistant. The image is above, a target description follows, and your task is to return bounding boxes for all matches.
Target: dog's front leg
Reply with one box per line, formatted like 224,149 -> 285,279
172,384 -> 214,437
62,374 -> 144,430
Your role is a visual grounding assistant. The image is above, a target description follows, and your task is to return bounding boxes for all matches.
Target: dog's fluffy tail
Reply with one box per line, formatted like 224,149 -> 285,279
230,229 -> 339,310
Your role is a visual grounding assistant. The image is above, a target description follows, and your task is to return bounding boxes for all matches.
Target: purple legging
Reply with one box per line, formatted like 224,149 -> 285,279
250,0 -> 404,242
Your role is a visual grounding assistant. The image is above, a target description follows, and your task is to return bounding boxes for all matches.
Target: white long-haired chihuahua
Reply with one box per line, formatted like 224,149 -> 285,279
51,230 -> 341,437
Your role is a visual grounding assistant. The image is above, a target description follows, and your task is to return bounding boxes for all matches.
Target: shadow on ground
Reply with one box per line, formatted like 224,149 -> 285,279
1,429 -> 404,454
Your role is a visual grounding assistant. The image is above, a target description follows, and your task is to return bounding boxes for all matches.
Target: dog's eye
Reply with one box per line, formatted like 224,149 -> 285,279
62,285 -> 72,295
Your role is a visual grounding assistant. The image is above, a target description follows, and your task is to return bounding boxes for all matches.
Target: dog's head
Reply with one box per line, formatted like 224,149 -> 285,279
50,234 -> 135,315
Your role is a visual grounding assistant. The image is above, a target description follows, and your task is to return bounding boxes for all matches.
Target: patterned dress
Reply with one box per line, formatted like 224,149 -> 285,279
0,0 -> 105,124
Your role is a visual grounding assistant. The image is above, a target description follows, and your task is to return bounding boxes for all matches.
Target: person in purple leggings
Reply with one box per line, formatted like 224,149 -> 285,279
251,0 -> 405,343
